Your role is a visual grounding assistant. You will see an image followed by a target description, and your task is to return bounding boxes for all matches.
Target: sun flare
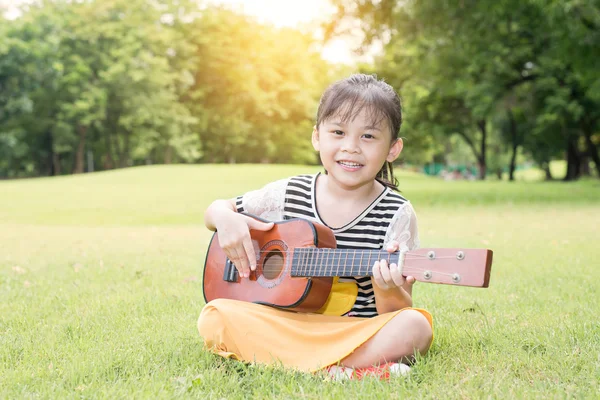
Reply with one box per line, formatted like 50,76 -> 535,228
208,0 -> 357,65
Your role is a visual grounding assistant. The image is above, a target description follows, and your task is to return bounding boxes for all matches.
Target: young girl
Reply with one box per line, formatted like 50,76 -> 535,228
198,74 -> 433,380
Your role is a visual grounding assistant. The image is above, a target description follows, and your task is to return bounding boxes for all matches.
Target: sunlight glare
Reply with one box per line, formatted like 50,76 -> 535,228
208,0 -> 357,65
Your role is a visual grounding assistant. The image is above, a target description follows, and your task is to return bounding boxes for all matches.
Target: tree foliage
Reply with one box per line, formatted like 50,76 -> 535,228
1,0 -> 598,180
0,0 -> 332,177
330,0 -> 600,180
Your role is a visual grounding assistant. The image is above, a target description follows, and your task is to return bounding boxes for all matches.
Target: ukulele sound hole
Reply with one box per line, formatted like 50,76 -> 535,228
262,250 -> 284,280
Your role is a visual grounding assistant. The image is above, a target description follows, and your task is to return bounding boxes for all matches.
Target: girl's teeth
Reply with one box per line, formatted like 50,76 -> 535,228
339,161 -> 361,167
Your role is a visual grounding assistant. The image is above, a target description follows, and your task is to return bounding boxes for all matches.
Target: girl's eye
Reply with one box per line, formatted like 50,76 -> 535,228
363,134 -> 375,139
333,130 -> 344,136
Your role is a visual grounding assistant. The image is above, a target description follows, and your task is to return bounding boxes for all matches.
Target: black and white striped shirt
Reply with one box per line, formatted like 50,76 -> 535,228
236,173 -> 419,318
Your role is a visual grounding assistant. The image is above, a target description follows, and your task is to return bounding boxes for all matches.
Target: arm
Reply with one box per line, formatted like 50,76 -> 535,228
371,202 -> 420,314
204,199 -> 237,231
372,241 -> 415,314
204,198 -> 273,278
203,178 -> 288,277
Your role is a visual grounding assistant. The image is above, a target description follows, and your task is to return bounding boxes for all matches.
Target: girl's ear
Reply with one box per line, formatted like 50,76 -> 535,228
386,138 -> 403,162
311,126 -> 320,151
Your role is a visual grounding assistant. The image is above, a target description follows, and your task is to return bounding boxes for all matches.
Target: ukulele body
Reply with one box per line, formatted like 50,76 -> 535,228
203,218 -> 338,312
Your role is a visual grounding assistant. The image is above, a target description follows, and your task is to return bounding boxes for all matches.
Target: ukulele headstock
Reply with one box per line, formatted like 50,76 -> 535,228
404,248 -> 492,287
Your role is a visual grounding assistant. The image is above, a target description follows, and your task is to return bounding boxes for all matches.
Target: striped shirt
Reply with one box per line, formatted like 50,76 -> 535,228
236,173 -> 419,318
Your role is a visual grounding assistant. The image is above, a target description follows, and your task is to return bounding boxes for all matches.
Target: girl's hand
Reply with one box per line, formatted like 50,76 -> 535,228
372,240 -> 416,294
215,212 -> 274,278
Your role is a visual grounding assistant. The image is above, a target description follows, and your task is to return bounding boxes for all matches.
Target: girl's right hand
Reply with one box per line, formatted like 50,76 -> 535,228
215,212 -> 274,278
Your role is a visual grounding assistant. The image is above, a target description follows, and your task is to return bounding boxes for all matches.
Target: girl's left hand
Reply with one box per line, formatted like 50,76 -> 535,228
372,240 -> 416,293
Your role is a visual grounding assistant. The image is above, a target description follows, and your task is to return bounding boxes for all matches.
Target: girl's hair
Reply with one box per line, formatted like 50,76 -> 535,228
315,73 -> 402,191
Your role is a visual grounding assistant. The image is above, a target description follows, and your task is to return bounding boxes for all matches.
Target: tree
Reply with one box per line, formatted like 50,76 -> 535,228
0,0 -> 335,177
186,7 -> 330,164
329,0 -> 600,180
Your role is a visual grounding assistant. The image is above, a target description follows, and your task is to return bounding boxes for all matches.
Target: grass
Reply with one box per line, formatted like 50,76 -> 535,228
1,164 -> 599,399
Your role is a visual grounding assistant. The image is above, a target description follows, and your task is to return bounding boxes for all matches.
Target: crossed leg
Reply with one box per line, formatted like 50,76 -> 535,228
340,309 -> 433,368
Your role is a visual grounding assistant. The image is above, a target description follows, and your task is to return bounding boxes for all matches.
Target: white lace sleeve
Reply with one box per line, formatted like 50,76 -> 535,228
383,202 -> 420,251
234,178 -> 289,221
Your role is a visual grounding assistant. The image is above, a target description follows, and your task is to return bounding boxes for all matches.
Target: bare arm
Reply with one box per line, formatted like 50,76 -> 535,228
203,198 -> 273,278
373,203 -> 420,314
371,241 -> 416,314
372,272 -> 414,314
204,199 -> 237,231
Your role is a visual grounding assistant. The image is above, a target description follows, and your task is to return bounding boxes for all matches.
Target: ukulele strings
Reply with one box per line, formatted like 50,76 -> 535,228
253,270 -> 460,279
246,247 -> 434,257
246,266 -> 462,277
228,250 -> 472,277
240,250 -> 461,261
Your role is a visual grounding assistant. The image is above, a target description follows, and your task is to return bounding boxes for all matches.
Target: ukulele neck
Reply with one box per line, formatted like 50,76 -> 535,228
290,248 -> 396,277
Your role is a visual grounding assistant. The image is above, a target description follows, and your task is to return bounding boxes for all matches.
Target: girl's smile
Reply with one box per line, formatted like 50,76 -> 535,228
337,160 -> 364,171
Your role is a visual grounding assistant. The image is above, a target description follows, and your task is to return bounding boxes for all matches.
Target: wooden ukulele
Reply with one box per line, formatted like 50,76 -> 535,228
203,216 -> 493,313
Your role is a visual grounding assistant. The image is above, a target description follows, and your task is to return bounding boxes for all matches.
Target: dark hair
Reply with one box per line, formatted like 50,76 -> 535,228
316,73 -> 402,191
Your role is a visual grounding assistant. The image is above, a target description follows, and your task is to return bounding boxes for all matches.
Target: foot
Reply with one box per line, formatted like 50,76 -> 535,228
325,362 -> 411,381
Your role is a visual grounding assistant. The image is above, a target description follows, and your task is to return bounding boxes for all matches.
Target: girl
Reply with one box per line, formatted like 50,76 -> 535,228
198,74 -> 433,380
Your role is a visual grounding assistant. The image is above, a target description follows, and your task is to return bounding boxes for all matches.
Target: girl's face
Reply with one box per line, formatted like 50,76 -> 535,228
312,106 -> 403,191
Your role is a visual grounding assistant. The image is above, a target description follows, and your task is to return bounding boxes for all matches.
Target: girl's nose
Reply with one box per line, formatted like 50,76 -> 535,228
341,136 -> 360,153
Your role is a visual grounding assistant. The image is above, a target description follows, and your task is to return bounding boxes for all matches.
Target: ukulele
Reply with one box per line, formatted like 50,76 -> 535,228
203,215 -> 493,313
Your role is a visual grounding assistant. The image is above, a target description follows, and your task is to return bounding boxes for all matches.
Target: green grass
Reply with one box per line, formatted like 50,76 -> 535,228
1,165 -> 599,399
1,164 -> 597,225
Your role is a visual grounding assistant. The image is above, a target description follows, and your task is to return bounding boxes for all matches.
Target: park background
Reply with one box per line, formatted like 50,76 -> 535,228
1,0 -> 599,398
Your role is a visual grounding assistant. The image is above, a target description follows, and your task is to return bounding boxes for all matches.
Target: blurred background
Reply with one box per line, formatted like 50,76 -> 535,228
0,0 -> 599,182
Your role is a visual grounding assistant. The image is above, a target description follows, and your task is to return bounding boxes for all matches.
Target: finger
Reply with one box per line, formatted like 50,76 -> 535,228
389,263 -> 406,287
232,247 -> 250,278
379,259 -> 395,287
243,237 -> 257,271
403,276 -> 416,296
225,247 -> 239,271
372,261 -> 388,290
246,218 -> 274,232
402,276 -> 416,288
386,240 -> 400,253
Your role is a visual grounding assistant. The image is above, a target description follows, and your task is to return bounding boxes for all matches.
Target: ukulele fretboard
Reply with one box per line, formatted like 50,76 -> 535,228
290,248 -> 401,277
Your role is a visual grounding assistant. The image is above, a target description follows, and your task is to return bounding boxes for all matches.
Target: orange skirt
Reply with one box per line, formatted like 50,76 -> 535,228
197,299 -> 433,372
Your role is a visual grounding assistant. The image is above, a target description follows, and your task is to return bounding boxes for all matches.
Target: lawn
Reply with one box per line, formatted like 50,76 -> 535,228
1,165 -> 599,399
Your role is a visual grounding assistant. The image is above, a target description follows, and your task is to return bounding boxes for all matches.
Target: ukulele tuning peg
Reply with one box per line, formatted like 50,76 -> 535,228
456,251 -> 465,260
423,270 -> 432,280
452,273 -> 461,283
427,251 -> 436,260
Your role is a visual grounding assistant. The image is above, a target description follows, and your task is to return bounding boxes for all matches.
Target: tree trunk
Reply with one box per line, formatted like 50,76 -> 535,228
582,123 -> 600,178
103,131 -> 115,170
563,135 -> 581,181
543,163 -> 553,180
73,125 -> 87,174
53,153 -> 61,176
45,129 -> 55,176
456,130 -> 484,179
507,110 -> 518,182
164,144 -> 173,164
496,168 -> 502,180
580,153 -> 591,176
103,100 -> 120,170
477,119 -> 487,180
118,130 -> 130,168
